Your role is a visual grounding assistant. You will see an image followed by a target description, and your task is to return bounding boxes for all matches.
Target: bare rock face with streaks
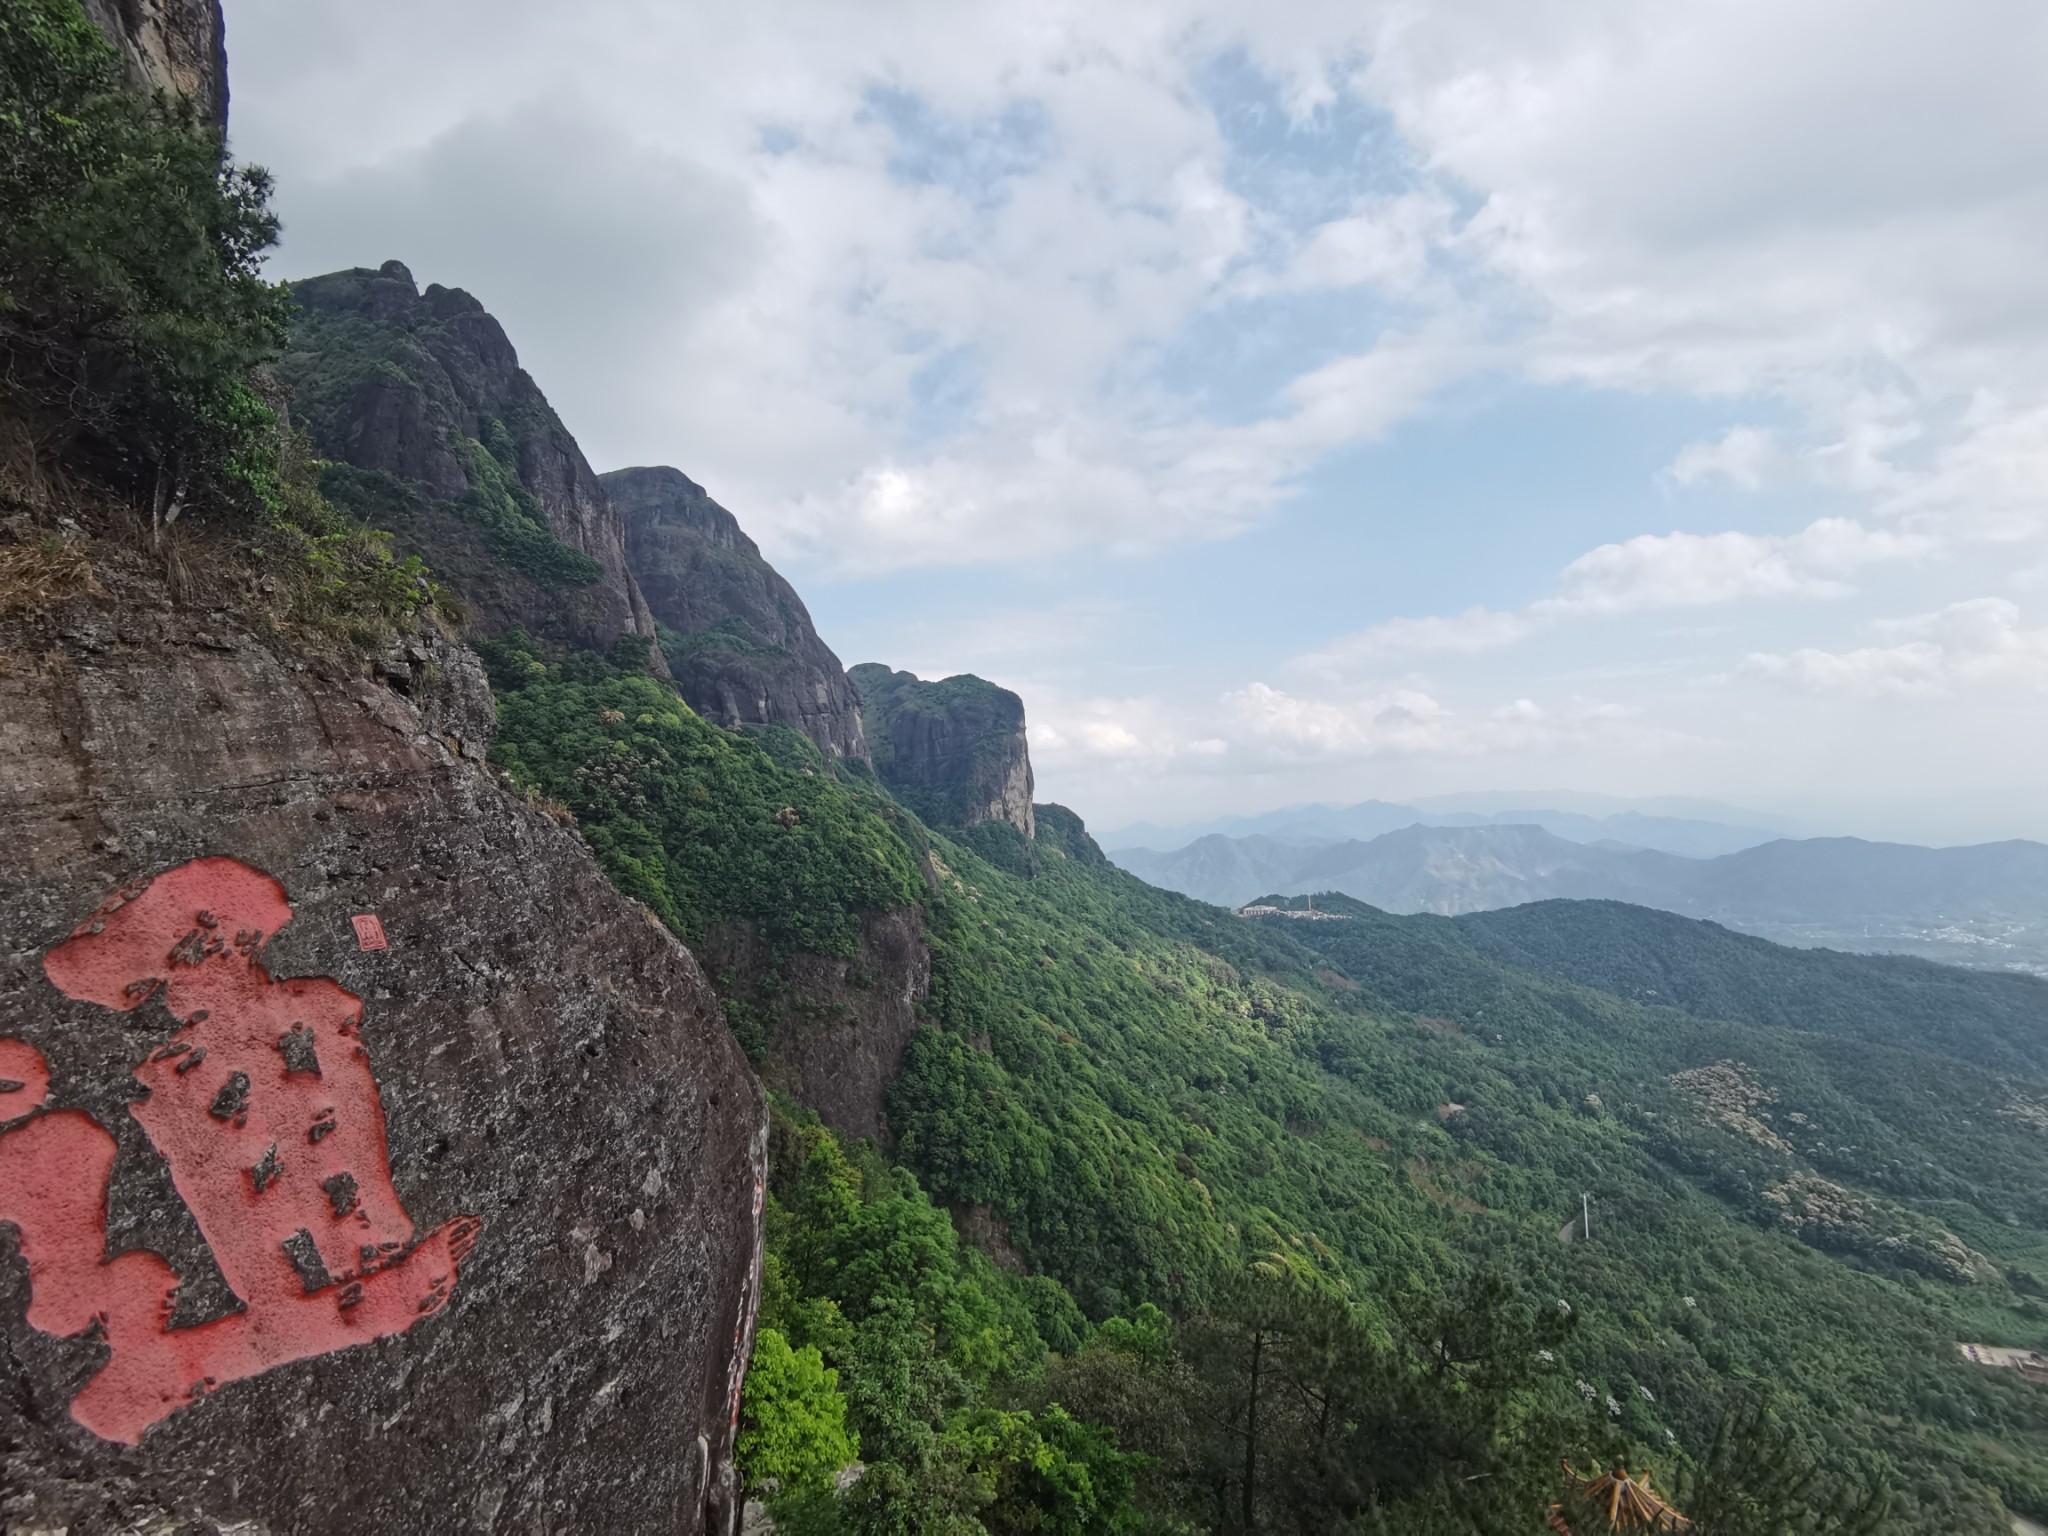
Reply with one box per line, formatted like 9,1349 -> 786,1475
0,541 -> 765,1535
78,0 -> 228,124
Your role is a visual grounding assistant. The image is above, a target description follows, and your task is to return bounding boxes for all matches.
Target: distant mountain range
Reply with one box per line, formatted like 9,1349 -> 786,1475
1105,795 -> 1790,859
1111,822 -> 2048,973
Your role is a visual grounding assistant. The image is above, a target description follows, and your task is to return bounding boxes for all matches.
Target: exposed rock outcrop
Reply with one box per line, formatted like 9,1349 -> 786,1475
0,541 -> 763,1533
279,263 -> 667,671
850,665 -> 1034,838
697,907 -> 929,1145
1761,1173 -> 1998,1285
605,466 -> 868,763
1033,803 -> 1108,867
78,0 -> 228,125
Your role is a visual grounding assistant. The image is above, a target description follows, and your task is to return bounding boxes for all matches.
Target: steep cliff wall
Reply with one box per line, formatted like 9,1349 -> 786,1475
697,907 -> 929,1145
851,665 -> 1035,839
78,0 -> 227,125
605,465 -> 868,764
278,263 -> 666,670
0,534 -> 764,1533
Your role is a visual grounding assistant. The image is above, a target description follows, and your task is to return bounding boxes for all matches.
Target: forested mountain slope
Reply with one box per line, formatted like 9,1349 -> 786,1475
1452,899 -> 2048,1077
478,601 -> 2048,1529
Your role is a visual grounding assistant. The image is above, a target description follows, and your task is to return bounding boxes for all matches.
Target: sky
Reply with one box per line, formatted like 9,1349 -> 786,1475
222,0 -> 2048,843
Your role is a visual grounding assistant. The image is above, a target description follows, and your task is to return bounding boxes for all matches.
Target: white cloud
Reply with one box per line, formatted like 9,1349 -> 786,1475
1024,677 -> 1695,792
1225,681 -> 1448,755
1030,691 -> 1229,773
1242,190 -> 1460,298
1302,516 -> 1935,672
1874,404 -> 2048,543
1541,518 -> 1934,616
1747,597 -> 2048,697
1221,681 -> 1693,762
231,0 -> 2048,581
1668,427 -> 1784,491
1298,606 -> 1535,670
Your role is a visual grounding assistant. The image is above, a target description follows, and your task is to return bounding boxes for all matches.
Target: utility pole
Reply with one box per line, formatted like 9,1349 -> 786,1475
1582,1192 -> 1592,1242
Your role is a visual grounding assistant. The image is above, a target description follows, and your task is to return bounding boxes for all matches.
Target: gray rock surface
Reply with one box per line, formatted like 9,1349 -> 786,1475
850,666 -> 1034,838
78,0 -> 228,125
0,544 -> 764,1534
605,466 -> 869,764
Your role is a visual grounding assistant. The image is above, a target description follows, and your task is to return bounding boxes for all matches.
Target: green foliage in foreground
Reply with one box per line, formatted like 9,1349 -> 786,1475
0,0 -> 286,512
458,427 -> 604,586
247,419 -> 444,645
739,1328 -> 861,1499
755,1104 -> 1890,1534
753,1105 -> 1131,1533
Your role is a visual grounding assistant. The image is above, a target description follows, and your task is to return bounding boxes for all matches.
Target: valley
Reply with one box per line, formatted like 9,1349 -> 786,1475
256,256 -> 2048,1530
4,9 -> 2046,1530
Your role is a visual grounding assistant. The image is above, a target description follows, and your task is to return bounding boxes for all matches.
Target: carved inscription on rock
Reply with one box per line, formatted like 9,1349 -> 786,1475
0,857 -> 480,1445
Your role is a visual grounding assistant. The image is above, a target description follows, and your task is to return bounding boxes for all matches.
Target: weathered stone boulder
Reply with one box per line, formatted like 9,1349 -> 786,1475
850,665 -> 1034,838
278,263 -> 668,672
605,466 -> 869,765
0,547 -> 764,1534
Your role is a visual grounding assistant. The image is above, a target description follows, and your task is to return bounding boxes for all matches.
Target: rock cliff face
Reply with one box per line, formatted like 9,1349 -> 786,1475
605,466 -> 868,763
697,908 -> 928,1145
279,263 -> 666,671
850,665 -> 1035,839
79,0 -> 228,125
0,542 -> 764,1533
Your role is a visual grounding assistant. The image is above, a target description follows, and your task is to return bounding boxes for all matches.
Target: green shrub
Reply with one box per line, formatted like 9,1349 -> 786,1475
0,0 -> 287,517
739,1328 -> 860,1498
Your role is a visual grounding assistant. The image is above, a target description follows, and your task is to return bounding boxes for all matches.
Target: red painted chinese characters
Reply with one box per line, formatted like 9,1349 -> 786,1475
0,857 -> 479,1444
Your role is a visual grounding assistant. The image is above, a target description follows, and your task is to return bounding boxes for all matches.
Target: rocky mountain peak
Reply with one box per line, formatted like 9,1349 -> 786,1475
612,465 -> 753,552
850,664 -> 1036,839
604,465 -> 869,763
279,265 -> 666,671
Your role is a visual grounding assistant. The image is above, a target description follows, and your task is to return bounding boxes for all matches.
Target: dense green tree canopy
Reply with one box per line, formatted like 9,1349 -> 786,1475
486,627 -> 2048,1532
1,0 -> 286,513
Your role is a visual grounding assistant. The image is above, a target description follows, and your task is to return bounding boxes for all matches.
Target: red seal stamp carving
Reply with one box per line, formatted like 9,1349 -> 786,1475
351,913 -> 388,952
0,857 -> 480,1444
